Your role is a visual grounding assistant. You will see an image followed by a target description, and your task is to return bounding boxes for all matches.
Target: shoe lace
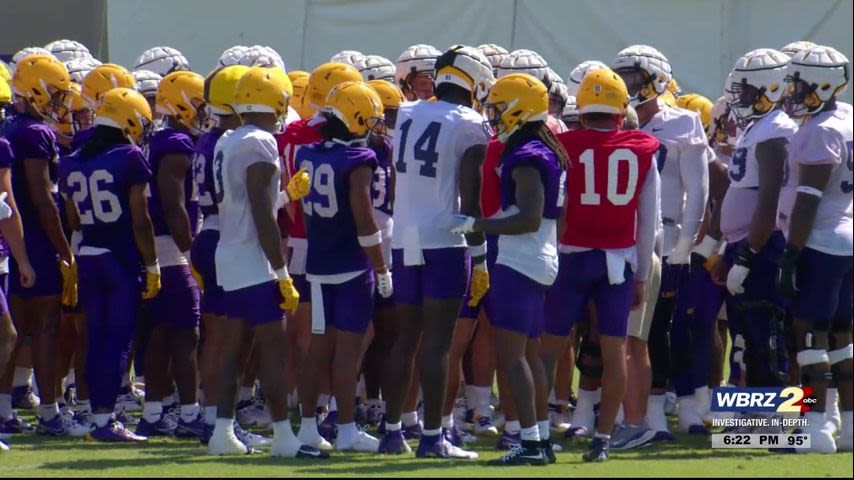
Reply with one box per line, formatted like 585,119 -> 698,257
499,443 -> 525,461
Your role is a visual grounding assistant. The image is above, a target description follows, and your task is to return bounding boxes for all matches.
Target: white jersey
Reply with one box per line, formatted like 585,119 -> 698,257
213,124 -> 281,291
721,110 -> 798,242
779,103 -> 853,255
641,106 -> 709,255
391,100 -> 489,262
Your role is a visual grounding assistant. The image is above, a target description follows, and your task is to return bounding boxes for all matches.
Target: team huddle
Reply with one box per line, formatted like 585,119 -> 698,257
0,37 -> 850,465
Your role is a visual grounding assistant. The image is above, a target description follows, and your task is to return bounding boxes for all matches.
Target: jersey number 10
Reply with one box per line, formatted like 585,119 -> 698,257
578,148 -> 640,206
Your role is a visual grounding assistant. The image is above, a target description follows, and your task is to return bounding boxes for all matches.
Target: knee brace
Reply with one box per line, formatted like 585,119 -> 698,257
797,347 -> 831,385
828,344 -> 853,385
576,339 -> 602,379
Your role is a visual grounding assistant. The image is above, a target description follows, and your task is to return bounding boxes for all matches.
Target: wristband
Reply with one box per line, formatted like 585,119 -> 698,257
468,242 -> 487,258
358,231 -> 382,247
146,261 -> 160,275
275,267 -> 290,281
796,185 -> 823,198
718,241 -> 728,256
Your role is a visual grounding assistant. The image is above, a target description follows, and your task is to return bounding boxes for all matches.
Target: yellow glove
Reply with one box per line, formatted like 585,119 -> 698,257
286,169 -> 311,203
142,263 -> 162,300
468,262 -> 490,308
190,263 -> 204,291
703,254 -> 720,273
59,258 -> 78,307
276,267 -> 300,314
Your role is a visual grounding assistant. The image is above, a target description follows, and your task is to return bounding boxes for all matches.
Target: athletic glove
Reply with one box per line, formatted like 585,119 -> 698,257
666,237 -> 694,266
777,246 -> 800,299
59,258 -> 78,307
276,268 -> 300,314
468,262 -> 490,307
450,215 -> 476,235
376,270 -> 393,299
286,169 -> 311,203
726,242 -> 755,296
142,262 -> 162,300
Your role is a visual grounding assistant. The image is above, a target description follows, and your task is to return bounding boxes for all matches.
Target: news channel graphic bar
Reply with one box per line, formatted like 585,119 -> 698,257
711,434 -> 811,449
711,416 -> 808,430
710,387 -> 817,414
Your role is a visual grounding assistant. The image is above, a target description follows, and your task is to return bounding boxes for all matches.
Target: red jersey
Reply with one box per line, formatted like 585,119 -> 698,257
276,118 -> 323,239
558,128 -> 659,249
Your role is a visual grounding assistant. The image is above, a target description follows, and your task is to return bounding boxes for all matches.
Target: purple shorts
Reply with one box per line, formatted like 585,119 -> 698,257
544,253 -> 575,336
10,232 -> 61,298
791,248 -> 853,331
145,265 -> 200,330
459,235 -> 498,319
314,269 -> 375,334
191,229 -> 225,316
488,264 -> 546,338
224,280 -> 284,327
546,251 -> 635,338
392,247 -> 470,305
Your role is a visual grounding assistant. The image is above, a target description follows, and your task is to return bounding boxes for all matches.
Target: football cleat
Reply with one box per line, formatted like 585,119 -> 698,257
36,415 -> 71,436
236,399 -> 272,427
116,385 -> 143,412
565,425 -> 592,441
175,416 -> 207,438
548,403 -> 571,432
610,424 -> 657,450
474,414 -> 500,436
378,429 -> 412,455
488,442 -> 547,466
416,434 -> 478,459
135,416 -> 177,437
496,430 -> 521,450
365,403 -> 383,427
297,420 -> 333,451
0,413 -> 33,434
11,384 -> 40,410
86,418 -> 147,442
208,428 -> 249,456
318,410 -> 339,443
294,445 -> 330,459
541,439 -> 557,464
335,429 -> 380,452
402,421 -> 422,440
234,420 -> 270,448
583,436 -> 610,462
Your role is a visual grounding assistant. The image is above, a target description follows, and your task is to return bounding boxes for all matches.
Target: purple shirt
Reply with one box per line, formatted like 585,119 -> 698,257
298,142 -> 377,276
499,138 -> 562,220
193,127 -> 225,218
144,127 -> 196,237
0,138 -> 12,257
59,144 -> 151,270
370,137 -> 394,216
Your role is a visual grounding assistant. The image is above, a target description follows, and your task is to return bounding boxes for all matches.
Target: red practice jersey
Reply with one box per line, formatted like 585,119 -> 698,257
558,128 -> 659,249
276,118 -> 323,239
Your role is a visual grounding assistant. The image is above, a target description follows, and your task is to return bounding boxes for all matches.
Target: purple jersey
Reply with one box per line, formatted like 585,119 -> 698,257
193,127 -> 224,219
499,138 -> 563,220
370,137 -> 394,216
144,128 -> 196,236
60,144 -> 151,270
0,138 -> 12,257
298,142 -> 377,276
71,128 -> 95,152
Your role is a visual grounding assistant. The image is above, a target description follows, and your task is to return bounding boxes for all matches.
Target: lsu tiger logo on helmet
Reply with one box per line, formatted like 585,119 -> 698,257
784,45 -> 849,118
728,48 -> 789,124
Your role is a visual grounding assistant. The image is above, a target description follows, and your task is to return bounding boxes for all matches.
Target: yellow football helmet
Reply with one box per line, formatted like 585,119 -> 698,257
204,64 -> 250,115
287,70 -> 309,83
11,54 -> 72,122
95,87 -> 153,145
289,71 -> 312,119
53,82 -> 91,136
0,60 -> 10,83
306,62 -> 362,114
234,66 -> 293,119
576,68 -> 629,115
81,64 -> 136,109
0,76 -> 10,104
368,80 -> 404,110
156,71 -> 205,132
324,81 -> 383,138
482,73 -> 549,143
666,78 -> 681,97
676,93 -> 713,134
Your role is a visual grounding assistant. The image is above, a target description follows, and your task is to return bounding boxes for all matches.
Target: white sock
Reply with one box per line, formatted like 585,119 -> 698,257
505,420 -> 521,435
66,369 -> 76,386
422,427 -> 441,437
0,394 -> 12,419
39,402 -> 59,421
214,417 -> 235,438
94,413 -> 111,428
537,420 -> 550,441
204,406 -> 217,425
401,411 -> 418,427
441,415 -> 453,429
317,393 -> 330,409
180,403 -> 200,423
594,432 -> 610,440
615,405 -> 624,425
76,399 -> 92,414
338,421 -> 358,443
298,416 -> 318,437
136,376 -> 145,385
574,388 -> 598,428
646,395 -> 668,432
328,396 -> 338,413
548,389 -> 557,404
521,425 -> 540,442
472,386 -> 492,417
12,367 -> 33,387
143,401 -> 163,423
841,411 -> 853,437
287,389 -> 299,409
385,420 -> 402,432
239,386 -> 254,403
273,419 -> 297,442
162,392 -> 177,407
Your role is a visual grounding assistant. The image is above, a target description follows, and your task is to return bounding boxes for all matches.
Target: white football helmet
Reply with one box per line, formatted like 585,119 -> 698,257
546,67 -> 568,112
356,55 -> 395,82
612,45 -> 672,107
395,44 -> 441,87
132,69 -> 163,98
11,47 -> 54,72
218,45 -> 249,67
561,95 -> 579,124
240,45 -> 285,71
477,44 -> 509,75
330,50 -> 366,66
567,60 -> 608,97
780,41 -> 816,57
785,45 -> 850,118
65,58 -> 97,84
497,49 -> 549,81
728,48 -> 790,123
434,45 -> 495,104
45,39 -> 92,63
134,46 -> 189,76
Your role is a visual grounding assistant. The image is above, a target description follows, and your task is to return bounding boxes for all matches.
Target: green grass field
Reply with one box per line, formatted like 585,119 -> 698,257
2,418 -> 852,478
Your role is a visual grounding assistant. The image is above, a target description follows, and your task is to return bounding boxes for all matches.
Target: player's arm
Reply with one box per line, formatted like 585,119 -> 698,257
247,162 -> 286,271
129,183 -> 157,268
157,153 -> 193,253
677,143 -> 709,242
459,143 -> 487,264
0,168 -> 33,278
473,166 -> 543,235
747,137 -> 788,251
349,165 -> 388,273
706,158 -> 730,240
23,157 -> 72,263
636,159 -> 661,282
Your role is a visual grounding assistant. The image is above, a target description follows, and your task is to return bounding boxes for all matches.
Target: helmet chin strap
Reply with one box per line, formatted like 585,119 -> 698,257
629,92 -> 658,108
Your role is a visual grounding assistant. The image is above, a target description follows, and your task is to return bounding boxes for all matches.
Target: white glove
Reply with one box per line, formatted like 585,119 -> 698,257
450,215 -> 476,234
666,237 -> 694,265
726,264 -> 750,295
276,190 -> 290,209
692,235 -> 719,260
0,192 -> 12,221
377,270 -> 393,298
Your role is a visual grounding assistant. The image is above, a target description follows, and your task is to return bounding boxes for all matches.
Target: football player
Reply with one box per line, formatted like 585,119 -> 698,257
556,69 -> 661,462
714,50 -> 796,427
357,55 -> 396,83
453,73 -> 566,466
613,45 -> 709,439
477,44 -> 509,77
2,55 -> 81,436
135,71 -> 204,439
58,88 -> 157,442
395,44 -> 441,101
377,45 -> 492,460
777,46 -> 852,453
206,66 -> 321,458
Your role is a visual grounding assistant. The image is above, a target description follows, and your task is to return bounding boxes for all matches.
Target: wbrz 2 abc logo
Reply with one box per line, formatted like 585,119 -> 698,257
711,387 -> 816,413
